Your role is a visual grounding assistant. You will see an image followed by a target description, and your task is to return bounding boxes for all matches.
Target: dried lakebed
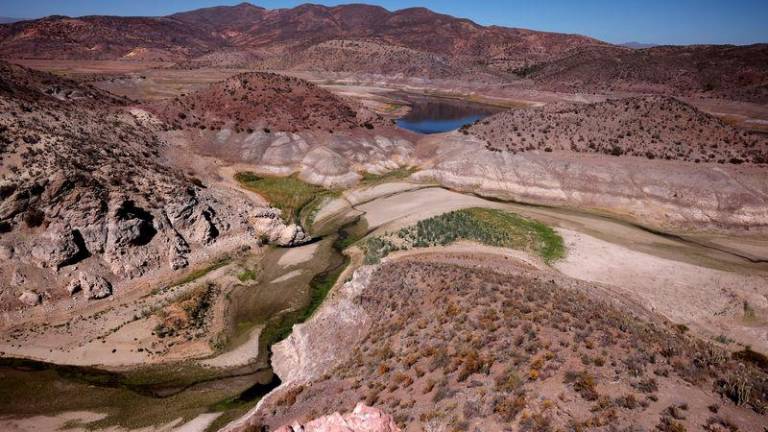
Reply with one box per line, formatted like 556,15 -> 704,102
1,184 -> 767,431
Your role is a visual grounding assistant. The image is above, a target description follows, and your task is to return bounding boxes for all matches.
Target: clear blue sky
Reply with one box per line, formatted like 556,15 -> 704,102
2,0 -> 767,45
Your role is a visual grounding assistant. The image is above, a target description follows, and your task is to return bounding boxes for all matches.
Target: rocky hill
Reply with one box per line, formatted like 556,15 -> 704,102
521,44 -> 768,103
466,96 -> 768,164
240,257 -> 768,432
0,61 -> 263,310
0,15 -> 224,61
261,39 -> 481,81
147,71 -> 385,133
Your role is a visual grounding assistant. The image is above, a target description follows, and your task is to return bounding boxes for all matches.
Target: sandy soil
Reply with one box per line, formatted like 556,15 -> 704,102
555,228 -> 768,351
356,187 -> 503,230
277,243 -> 321,268
347,186 -> 768,351
202,325 -> 265,369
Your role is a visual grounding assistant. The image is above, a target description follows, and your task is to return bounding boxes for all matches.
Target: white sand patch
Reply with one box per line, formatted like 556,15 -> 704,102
0,411 -> 107,432
555,228 -> 768,349
271,269 -> 304,283
202,325 -> 265,368
172,413 -> 223,432
356,187 -> 502,230
277,242 -> 320,267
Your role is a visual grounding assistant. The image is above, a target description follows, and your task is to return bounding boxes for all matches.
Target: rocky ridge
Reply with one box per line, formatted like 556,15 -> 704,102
275,403 -> 401,432
0,61 -> 305,311
415,132 -> 768,234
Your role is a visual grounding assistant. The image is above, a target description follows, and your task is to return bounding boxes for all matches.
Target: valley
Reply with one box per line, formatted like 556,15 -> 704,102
0,2 -> 767,431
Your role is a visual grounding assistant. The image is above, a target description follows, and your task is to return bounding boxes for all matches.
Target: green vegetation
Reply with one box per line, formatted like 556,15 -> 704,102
359,166 -> 419,186
362,207 -> 565,264
259,256 -> 348,349
235,172 -> 336,223
237,268 -> 259,282
153,258 -> 231,296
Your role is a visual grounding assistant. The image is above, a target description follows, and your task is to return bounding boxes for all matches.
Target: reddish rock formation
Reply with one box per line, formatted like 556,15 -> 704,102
275,403 -> 401,432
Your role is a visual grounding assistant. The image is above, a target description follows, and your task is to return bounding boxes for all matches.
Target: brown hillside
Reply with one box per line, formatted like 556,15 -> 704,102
148,72 -> 386,133
524,44 -> 768,104
466,96 -> 768,165
254,259 -> 768,431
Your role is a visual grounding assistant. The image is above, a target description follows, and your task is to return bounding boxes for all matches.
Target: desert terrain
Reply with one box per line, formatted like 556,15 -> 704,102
0,2 -> 767,432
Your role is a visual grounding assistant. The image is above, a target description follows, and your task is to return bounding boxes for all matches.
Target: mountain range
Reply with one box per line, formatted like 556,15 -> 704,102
1,2 -> 766,102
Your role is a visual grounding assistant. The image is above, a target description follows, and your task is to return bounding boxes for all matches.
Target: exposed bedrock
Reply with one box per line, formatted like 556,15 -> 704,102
275,403 -> 401,432
415,133 -> 768,234
182,128 -> 417,189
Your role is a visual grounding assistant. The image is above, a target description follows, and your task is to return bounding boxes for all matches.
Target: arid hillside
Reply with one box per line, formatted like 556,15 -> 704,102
0,3 -> 603,72
522,44 -> 768,103
147,71 -> 386,133
251,258 -> 768,432
0,15 -> 224,61
3,3 -> 767,102
0,61 -> 256,310
467,96 -> 768,164
260,39 -> 488,81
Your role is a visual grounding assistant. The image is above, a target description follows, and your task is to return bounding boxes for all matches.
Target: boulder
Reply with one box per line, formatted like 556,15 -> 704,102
65,278 -> 81,295
249,208 -> 311,247
275,403 -> 401,432
18,290 -> 41,306
0,244 -> 14,260
69,272 -> 112,299
31,228 -> 85,268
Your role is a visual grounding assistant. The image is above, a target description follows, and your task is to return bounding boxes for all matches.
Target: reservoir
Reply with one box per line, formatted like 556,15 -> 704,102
395,93 -> 504,134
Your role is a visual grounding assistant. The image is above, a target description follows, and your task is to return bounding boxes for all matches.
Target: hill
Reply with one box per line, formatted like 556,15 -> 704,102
147,71 -> 385,133
466,96 -> 768,164
0,61 -> 254,309
521,44 -> 768,103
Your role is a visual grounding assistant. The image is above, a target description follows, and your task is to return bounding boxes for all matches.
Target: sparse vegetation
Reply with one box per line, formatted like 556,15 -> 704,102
235,172 -> 335,223
362,207 -> 565,264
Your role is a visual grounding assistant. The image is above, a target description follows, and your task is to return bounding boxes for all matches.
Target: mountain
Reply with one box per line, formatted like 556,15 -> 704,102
0,14 -> 226,61
0,2 -> 605,71
621,41 -> 658,49
0,3 -> 766,101
0,17 -> 24,24
519,44 -> 768,103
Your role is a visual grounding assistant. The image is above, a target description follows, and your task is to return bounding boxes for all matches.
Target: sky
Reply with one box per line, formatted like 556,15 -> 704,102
1,0 -> 767,45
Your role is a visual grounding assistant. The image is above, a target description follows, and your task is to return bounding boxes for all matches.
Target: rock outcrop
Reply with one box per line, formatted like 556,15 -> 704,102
249,208 -> 311,247
66,273 -> 113,300
415,132 -> 768,234
275,403 -> 401,432
272,266 -> 373,384
0,61 -> 259,310
18,291 -> 41,307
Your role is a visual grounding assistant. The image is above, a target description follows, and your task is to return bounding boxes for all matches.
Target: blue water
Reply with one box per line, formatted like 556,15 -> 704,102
396,114 -> 488,134
394,95 -> 501,134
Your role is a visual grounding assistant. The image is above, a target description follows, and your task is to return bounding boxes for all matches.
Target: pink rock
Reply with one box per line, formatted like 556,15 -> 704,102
276,403 -> 401,432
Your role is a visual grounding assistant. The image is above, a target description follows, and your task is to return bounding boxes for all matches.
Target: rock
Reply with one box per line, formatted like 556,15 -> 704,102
11,271 -> 25,287
249,208 -> 311,247
73,272 -> 112,299
275,403 -> 401,432
65,278 -> 81,295
0,244 -> 14,260
31,228 -> 85,268
18,290 -> 41,306
0,190 -> 29,220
